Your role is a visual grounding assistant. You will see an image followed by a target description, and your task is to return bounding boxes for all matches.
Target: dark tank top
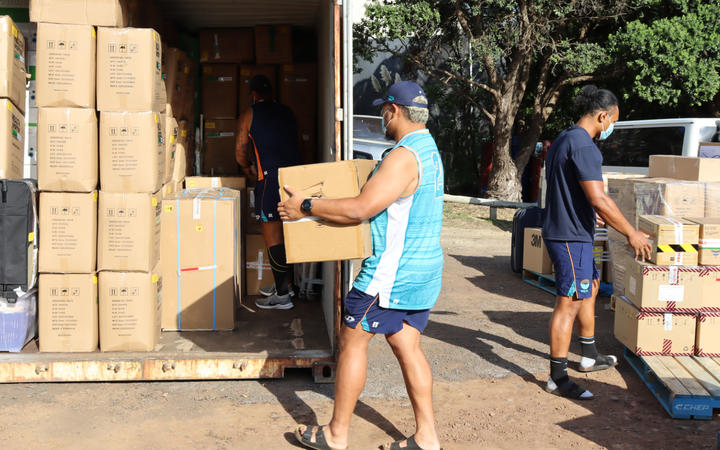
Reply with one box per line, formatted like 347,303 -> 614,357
248,100 -> 300,180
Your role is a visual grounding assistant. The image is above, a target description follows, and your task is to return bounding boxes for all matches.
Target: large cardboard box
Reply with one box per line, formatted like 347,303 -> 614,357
185,176 -> 246,190
161,179 -> 183,199
624,258 -> 703,313
201,64 -> 238,119
38,107 -> 98,192
0,16 -> 27,113
522,227 -> 553,274
699,142 -> 720,158
160,188 -> 240,331
97,27 -> 166,112
649,155 -> 720,182
98,191 -> 161,272
614,295 -> 695,356
254,25 -> 292,65
39,191 -> 98,274
707,183 -> 720,217
202,118 -> 237,175
30,0 -> 128,27
638,215 -> 700,265
700,267 -> 720,312
280,63 -> 317,163
98,267 -> 161,352
163,114 -> 177,184
245,233 -> 272,296
36,23 -> 95,109
245,187 -> 262,235
162,47 -> 187,118
199,28 -> 254,63
686,217 -> 720,266
278,160 -> 377,263
38,273 -> 98,352
238,65 -> 276,114
696,314 -> 720,357
99,111 -> 164,193
0,99 -> 25,179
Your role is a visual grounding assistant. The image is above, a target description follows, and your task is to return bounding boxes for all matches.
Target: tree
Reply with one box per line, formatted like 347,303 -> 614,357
355,1 -> 631,201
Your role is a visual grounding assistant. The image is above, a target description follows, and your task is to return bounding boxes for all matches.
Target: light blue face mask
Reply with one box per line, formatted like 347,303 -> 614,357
599,119 -> 614,140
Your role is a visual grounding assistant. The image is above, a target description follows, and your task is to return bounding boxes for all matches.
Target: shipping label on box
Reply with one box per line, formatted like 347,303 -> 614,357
36,23 -> 96,108
185,176 -> 246,190
202,118 -> 238,174
100,111 -> 164,193
161,188 -> 240,331
31,0 -> 128,27
649,155 -> 720,182
0,16 -> 27,114
99,266 -> 161,352
695,313 -> 720,357
39,191 -> 98,273
614,295 -> 695,356
38,107 -> 98,192
163,115 -> 177,184
0,99 -> 25,179
278,160 -> 377,263
639,215 -> 699,265
523,228 -> 553,274
97,27 -> 166,112
686,217 -> 720,266
38,273 -> 98,352
624,259 -> 703,313
254,25 -> 292,65
245,233 -> 272,296
201,64 -> 238,119
98,191 -> 161,272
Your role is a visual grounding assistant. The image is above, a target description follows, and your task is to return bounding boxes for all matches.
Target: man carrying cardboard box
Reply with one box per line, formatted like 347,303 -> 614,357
279,81 -> 443,450
235,75 -> 301,309
543,86 -> 652,401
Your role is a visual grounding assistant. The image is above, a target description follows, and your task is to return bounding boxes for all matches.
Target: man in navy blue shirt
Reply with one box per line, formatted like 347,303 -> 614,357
543,86 -> 651,400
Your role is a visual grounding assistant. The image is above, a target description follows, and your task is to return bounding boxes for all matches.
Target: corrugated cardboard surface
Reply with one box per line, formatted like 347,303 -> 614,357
173,120 -> 190,181
99,111 -> 164,193
99,266 -> 161,352
649,155 -> 720,182
162,47 -> 190,120
254,25 -> 292,65
38,273 -> 98,352
0,99 -> 25,179
38,107 -> 98,192
0,16 -> 27,113
163,115 -> 178,184
614,295 -> 695,356
686,217 -> 720,266
245,233 -> 272,296
201,64 -> 238,119
244,187 -> 262,235
31,0 -> 128,27
696,314 -> 720,356
185,176 -> 246,190
36,23 -> 96,108
199,28 -> 254,63
522,227 -> 553,274
624,259 -> 703,312
638,215 -> 699,265
280,63 -> 316,164
97,27 -> 166,112
278,160 -> 376,263
160,188 -> 240,331
39,192 -> 98,274
98,191 -> 161,272
238,65 -> 276,115
706,183 -> 720,217
202,118 -> 238,175
700,267 -> 720,311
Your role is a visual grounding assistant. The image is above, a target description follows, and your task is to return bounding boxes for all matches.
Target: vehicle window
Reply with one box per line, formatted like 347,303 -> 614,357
596,126 -> 685,167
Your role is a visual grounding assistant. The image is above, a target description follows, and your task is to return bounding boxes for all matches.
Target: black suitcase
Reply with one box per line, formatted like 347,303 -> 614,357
510,206 -> 544,273
0,179 -> 38,301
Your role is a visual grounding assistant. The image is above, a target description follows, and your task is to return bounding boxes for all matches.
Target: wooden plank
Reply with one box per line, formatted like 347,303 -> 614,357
661,356 -> 709,396
694,357 -> 720,388
678,356 -> 720,398
644,356 -> 691,396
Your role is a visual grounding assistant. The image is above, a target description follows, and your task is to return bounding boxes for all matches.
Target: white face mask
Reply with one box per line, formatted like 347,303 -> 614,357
382,109 -> 394,134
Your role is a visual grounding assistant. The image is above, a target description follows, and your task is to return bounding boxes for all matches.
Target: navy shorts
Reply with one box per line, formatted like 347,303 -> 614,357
342,288 -> 431,334
254,168 -> 280,222
545,240 -> 600,299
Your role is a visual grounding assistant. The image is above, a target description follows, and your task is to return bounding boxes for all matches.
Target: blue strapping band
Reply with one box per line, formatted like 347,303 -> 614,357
176,198 -> 181,330
212,195 -> 218,330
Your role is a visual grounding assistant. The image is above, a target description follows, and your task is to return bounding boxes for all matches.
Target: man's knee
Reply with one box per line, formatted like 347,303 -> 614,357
339,325 -> 373,351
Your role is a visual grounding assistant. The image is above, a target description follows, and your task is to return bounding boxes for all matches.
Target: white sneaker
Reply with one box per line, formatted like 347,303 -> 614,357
255,293 -> 294,310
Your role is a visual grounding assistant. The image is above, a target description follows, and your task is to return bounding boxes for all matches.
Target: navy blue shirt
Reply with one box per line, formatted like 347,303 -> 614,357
542,126 -> 603,243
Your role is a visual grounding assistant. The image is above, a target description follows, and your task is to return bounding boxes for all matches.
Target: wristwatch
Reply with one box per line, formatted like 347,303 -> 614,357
301,198 -> 314,214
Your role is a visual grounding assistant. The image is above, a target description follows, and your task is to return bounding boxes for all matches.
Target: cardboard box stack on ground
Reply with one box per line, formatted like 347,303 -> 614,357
38,273 -> 98,352
522,227 -> 553,275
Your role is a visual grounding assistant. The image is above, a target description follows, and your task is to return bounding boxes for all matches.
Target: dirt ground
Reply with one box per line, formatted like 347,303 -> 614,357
0,203 -> 718,449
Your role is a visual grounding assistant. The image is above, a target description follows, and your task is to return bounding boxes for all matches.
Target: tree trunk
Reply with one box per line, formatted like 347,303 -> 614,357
514,112 -> 545,179
486,114 -> 522,201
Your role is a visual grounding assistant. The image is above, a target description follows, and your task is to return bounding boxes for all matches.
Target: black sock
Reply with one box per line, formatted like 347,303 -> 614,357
268,244 -> 293,296
550,357 -> 569,384
579,336 -> 598,359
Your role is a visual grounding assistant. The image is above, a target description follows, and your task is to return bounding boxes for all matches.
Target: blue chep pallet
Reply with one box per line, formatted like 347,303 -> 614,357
521,270 -> 556,296
624,348 -> 720,420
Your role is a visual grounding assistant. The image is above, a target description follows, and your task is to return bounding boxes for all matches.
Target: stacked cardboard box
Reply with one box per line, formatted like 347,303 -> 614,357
0,16 -> 27,180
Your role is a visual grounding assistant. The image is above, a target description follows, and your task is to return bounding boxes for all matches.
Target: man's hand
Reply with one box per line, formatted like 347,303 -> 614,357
596,212 -> 606,227
628,229 -> 652,261
278,185 -> 305,221
241,165 -> 254,180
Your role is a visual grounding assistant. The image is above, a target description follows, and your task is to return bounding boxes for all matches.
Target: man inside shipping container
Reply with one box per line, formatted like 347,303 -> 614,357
279,81 -> 443,450
543,85 -> 652,401
236,75 -> 301,309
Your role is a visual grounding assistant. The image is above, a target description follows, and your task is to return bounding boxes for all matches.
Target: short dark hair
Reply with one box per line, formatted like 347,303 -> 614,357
574,85 -> 618,116
249,75 -> 272,97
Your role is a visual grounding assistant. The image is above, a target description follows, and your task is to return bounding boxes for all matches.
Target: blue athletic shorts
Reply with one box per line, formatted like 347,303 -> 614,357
254,168 -> 280,222
342,288 -> 431,334
545,240 -> 600,299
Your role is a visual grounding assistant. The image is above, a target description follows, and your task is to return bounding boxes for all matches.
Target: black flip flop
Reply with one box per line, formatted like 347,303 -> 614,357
383,435 -> 422,450
295,425 -> 339,450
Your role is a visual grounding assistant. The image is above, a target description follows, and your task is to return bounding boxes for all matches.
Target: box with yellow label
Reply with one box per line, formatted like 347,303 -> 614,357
0,16 -> 27,113
38,273 -> 98,352
163,114 -> 177,184
0,99 -> 25,179
638,215 -> 699,266
160,188 -> 240,330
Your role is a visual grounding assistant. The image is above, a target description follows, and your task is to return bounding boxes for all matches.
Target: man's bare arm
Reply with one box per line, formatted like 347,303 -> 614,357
235,108 -> 253,177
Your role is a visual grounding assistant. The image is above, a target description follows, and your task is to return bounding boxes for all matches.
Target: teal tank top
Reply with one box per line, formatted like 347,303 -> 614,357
353,129 -> 444,310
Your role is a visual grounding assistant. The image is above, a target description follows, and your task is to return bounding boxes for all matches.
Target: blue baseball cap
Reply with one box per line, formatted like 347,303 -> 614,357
372,81 -> 428,108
